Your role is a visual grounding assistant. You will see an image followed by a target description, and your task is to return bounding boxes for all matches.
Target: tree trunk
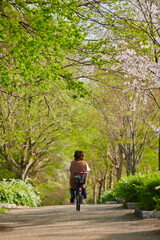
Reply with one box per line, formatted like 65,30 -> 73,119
108,166 -> 114,189
103,174 -> 106,192
116,144 -> 124,181
93,184 -> 97,204
131,132 -> 136,175
98,179 -> 104,203
126,144 -> 131,176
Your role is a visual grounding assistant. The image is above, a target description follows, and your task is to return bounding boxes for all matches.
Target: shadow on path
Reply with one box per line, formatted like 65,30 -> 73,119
0,204 -> 138,229
98,229 -> 160,240
0,204 -> 159,240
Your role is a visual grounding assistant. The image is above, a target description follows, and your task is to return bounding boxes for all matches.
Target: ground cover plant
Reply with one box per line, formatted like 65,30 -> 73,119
0,179 -> 41,207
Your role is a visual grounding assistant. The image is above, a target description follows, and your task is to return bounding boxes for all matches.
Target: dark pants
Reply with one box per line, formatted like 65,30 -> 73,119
70,187 -> 87,203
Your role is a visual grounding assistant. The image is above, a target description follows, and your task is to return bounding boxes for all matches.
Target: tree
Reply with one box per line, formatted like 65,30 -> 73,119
74,0 -> 160,170
90,68 -> 159,176
0,0 -> 86,91
0,79 -> 78,178
0,0 -> 93,181
1,0 -> 159,204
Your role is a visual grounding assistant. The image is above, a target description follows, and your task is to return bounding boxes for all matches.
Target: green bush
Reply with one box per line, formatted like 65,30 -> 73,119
102,172 -> 160,211
136,173 -> 160,211
101,189 -> 117,203
114,174 -> 145,202
154,185 -> 160,211
0,178 -> 41,207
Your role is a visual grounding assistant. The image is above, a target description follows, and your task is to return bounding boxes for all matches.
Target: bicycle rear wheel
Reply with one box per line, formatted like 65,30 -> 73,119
76,197 -> 80,211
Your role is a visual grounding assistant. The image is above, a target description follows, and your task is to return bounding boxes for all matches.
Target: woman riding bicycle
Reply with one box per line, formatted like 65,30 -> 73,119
68,150 -> 91,203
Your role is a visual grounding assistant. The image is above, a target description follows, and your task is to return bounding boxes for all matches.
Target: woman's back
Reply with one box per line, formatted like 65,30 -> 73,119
70,159 -> 87,189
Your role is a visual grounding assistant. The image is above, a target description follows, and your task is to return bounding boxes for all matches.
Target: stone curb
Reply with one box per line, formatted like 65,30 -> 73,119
135,208 -> 160,219
116,198 -> 125,204
105,201 -> 118,204
123,202 -> 137,209
0,204 -> 29,209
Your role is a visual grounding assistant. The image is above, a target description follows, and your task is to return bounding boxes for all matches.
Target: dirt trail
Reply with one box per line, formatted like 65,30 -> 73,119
0,204 -> 159,240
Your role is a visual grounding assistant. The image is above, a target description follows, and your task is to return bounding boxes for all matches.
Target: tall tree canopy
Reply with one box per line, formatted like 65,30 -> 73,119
0,0 -> 86,91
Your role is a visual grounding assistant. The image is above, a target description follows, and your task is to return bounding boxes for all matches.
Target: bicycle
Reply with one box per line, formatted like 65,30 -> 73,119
74,172 -> 87,211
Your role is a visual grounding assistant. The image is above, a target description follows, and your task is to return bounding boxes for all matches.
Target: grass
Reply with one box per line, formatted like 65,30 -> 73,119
0,207 -> 8,214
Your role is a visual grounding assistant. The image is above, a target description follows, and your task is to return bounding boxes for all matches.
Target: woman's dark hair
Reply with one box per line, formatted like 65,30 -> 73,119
74,150 -> 84,160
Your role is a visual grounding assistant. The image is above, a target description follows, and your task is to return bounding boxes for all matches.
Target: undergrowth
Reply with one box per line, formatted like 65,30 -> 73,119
101,172 -> 160,211
0,178 -> 41,207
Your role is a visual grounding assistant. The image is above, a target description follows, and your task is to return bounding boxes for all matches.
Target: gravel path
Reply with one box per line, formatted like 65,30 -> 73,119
0,204 -> 159,240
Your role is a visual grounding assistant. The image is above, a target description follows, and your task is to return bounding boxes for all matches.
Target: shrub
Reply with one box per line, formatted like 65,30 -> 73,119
101,189 -> 117,203
115,174 -> 145,202
0,178 -> 41,207
101,173 -> 160,211
136,173 -> 160,211
154,185 -> 160,211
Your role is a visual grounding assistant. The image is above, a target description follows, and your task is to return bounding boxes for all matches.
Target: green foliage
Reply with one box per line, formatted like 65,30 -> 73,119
0,0 -> 85,91
101,189 -> 117,203
103,173 -> 160,211
114,174 -> 145,202
137,138 -> 159,172
136,173 -> 160,211
0,179 -> 41,207
154,185 -> 160,211
0,0 -> 159,206
35,151 -> 70,205
0,167 -> 16,181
